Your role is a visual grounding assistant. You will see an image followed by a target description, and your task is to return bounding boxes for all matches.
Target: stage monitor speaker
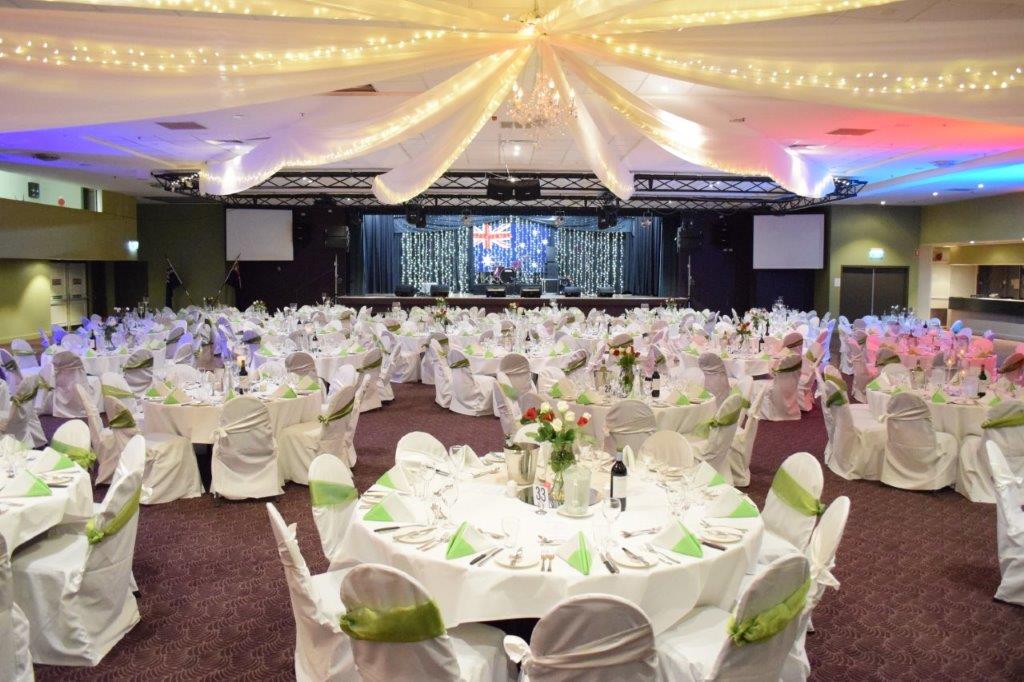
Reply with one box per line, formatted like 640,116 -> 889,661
394,284 -> 416,297
486,177 -> 541,201
513,178 -> 541,200
520,285 -> 541,298
562,286 -> 582,297
429,284 -> 450,297
596,287 -> 615,298
324,224 -> 350,249
485,285 -> 506,298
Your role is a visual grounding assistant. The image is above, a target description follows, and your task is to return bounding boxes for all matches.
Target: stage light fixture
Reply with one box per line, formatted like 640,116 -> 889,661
404,204 -> 427,228
713,214 -> 733,252
640,212 -> 653,228
597,204 -> 619,229
460,212 -> 472,227
554,211 -> 565,228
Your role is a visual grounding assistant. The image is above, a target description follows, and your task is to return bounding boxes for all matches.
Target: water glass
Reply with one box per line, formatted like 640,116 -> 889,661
602,497 -> 622,528
501,517 -> 520,552
447,445 -> 466,480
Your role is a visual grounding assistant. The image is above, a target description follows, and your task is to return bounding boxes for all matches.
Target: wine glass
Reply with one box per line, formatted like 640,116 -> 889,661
447,445 -> 466,480
501,517 -> 520,557
437,482 -> 459,531
602,498 -> 622,531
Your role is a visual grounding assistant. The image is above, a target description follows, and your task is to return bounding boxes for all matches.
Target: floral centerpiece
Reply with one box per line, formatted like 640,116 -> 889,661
431,299 -> 448,325
612,345 -> 639,395
664,297 -> 678,310
250,300 -> 268,316
520,402 -> 591,503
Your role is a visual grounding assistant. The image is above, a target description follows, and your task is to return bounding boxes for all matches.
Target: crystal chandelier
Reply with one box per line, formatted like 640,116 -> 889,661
507,72 -> 576,135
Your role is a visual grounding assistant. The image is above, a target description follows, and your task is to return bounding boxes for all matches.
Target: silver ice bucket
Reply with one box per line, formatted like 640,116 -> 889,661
505,443 -> 539,485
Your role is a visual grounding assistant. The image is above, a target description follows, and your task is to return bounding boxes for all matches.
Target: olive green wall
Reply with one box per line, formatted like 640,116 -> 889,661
137,202 -> 228,309
947,242 -> 1024,265
921,192 -> 1024,245
0,191 -> 137,261
0,260 -> 53,343
815,205 -> 922,315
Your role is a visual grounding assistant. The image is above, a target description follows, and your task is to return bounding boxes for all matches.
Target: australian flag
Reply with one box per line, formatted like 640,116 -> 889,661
471,218 -> 548,275
226,259 -> 242,290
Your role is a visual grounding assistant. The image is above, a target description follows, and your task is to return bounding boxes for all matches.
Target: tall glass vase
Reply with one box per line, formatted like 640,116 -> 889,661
548,443 -> 576,504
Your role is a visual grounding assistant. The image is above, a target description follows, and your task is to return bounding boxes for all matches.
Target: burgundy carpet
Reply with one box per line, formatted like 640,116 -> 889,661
31,383 -> 1024,681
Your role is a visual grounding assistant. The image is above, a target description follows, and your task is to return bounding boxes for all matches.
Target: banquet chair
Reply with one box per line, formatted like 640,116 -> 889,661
279,379 -> 361,481
307,454 -> 360,567
498,353 -> 534,396
357,348 -> 384,412
605,400 -> 657,454
0,379 -> 10,419
782,331 -> 804,353
50,419 -> 97,471
419,333 -> 447,386
504,594 -> 692,681
639,430 -> 694,469
430,339 -> 454,409
266,503 -> 358,681
50,323 -> 67,345
2,376 -> 46,447
518,391 -> 543,419
656,555 -> 812,681
448,348 -> 495,417
956,400 -> 1024,503
10,339 -> 40,377
51,350 -> 102,419
728,385 -> 768,487
997,352 -> 1024,386
75,384 -> 120,482
684,393 -> 743,482
211,396 -> 282,500
0,534 -> 33,682
123,349 -> 155,395
330,364 -> 359,394
797,342 -> 823,412
382,331 -> 421,384
11,443 -> 144,666
101,371 -> 138,415
847,337 -> 873,403
377,344 -> 400,402
164,325 -> 185,357
759,354 -> 802,422
493,370 -> 523,437
821,380 -> 885,482
608,333 -> 632,350
759,452 -> 826,565
395,431 -> 447,467
60,333 -> 87,353
286,351 -> 318,380
562,349 -> 589,384
880,392 -> 958,491
171,337 -> 197,367
536,366 -> 565,397
340,563 -> 510,682
0,350 -> 24,394
987,443 -> 1024,606
698,353 -> 731,407
103,395 -> 202,504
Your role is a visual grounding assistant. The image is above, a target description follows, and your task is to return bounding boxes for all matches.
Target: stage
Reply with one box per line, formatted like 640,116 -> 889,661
337,294 -> 674,315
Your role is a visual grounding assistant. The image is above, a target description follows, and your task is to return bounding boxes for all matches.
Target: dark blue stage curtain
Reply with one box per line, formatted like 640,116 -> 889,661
623,216 -> 663,296
361,214 -> 401,293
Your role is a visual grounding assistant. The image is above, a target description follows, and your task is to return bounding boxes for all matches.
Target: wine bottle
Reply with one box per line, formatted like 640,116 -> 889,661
978,365 -> 988,397
651,369 -> 661,399
610,450 -> 628,511
238,359 -> 249,394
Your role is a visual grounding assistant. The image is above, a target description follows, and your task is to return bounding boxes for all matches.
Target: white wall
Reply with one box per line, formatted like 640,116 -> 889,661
0,169 -> 101,210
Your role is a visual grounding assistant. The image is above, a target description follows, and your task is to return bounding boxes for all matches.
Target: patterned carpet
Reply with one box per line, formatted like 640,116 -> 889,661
30,383 -> 1024,681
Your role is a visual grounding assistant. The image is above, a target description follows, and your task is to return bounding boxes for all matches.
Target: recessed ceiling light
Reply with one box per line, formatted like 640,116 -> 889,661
977,183 -> 984,189
880,201 -> 886,205
232,114 -> 244,119
969,240 -> 976,244
932,191 -> 939,196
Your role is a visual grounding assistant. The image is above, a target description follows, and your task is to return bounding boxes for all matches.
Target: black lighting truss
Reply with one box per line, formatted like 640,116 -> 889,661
151,170 -> 865,214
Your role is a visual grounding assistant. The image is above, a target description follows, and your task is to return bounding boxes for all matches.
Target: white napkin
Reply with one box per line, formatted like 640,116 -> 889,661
705,487 -> 759,518
692,461 -> 727,487
651,520 -> 703,557
375,464 -> 413,493
458,444 -> 485,470
28,447 -> 77,474
0,469 -> 52,498
362,492 -> 423,523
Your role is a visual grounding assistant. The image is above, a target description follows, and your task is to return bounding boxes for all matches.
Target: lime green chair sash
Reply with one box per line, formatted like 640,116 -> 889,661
12,385 -> 40,405
564,357 -> 586,373
51,439 -> 98,469
499,383 -> 519,400
449,359 -> 470,370
101,384 -> 134,398
694,407 -> 741,439
360,357 -> 382,372
771,467 -> 825,516
340,600 -> 446,642
12,348 -> 35,356
108,409 -> 137,430
825,375 -> 848,393
773,362 -> 801,374
876,354 -> 901,367
124,356 -> 154,369
85,487 -> 142,544
319,399 -> 355,425
982,412 -> 1024,429
825,390 -> 848,408
728,578 -> 811,646
309,480 -> 358,507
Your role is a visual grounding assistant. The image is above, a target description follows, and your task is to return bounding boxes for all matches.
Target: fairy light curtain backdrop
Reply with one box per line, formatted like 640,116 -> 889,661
363,214 -> 662,295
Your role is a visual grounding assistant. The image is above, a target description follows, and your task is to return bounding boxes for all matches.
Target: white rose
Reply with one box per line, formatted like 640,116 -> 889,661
552,419 -> 563,431
565,411 -> 576,423
582,412 -> 592,420
556,400 -> 569,413
540,402 -> 551,412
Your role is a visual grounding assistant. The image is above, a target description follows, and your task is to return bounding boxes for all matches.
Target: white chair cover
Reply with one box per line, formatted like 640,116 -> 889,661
639,430 -> 694,469
761,452 -> 825,565
448,349 -> 495,417
163,363 -> 200,387
51,419 -> 95,471
728,386 -> 768,487
686,393 -> 743,481
759,354 -> 801,422
821,380 -> 885,482
0,534 -> 33,682
384,331 -> 421,384
430,340 -> 453,409
419,333 -> 446,386
956,400 -> 1024,504
11,457 -> 143,665
3,376 -> 45,448
493,371 -> 523,437
377,344 -> 399,402
505,594 -> 689,682
781,331 -> 804,353
848,338 -> 872,403
266,503 -> 356,681
395,431 -> 447,467
605,400 -> 657,454
101,371 -> 137,415
698,353 -> 731,407
499,353 -> 534,396
1,349 -> 24,393
211,396 -> 282,500
880,392 -> 958,491
340,564 -> 509,682
308,453 -> 359,566
279,380 -> 360,482
286,351 -> 318,381
10,339 -> 39,374
357,348 -> 384,412
988,443 -> 1024,606
0,379 -> 9,417
51,351 -> 101,419
797,342 -> 822,412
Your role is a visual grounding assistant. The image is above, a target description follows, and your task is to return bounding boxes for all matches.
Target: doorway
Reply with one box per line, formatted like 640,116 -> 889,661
839,266 -> 910,319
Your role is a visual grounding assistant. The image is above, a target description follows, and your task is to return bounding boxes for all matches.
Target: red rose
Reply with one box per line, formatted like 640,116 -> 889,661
576,416 -> 589,427
523,407 -> 537,421
541,411 -> 554,422
613,349 -> 620,356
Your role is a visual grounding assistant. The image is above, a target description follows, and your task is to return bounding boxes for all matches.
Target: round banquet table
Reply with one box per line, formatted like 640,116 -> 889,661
680,352 -> 774,380
866,388 -> 988,442
465,347 -> 575,376
557,394 -> 718,441
256,348 -> 373,381
338,471 -> 762,633
0,462 -> 93,554
395,333 -> 430,353
142,389 -> 321,444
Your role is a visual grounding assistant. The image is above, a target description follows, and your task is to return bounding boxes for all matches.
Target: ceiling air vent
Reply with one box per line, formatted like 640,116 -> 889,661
31,152 -> 61,161
930,160 -> 958,168
826,128 -> 874,136
156,121 -> 207,130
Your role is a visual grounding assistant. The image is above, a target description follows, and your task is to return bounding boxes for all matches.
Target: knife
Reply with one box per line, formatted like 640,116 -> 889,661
473,547 -> 503,567
372,525 -> 404,533
621,546 -> 651,567
701,539 -> 728,551
601,552 -> 620,574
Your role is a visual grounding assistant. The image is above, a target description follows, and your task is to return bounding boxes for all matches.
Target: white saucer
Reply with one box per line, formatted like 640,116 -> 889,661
393,527 -> 437,544
556,506 -> 594,519
609,545 -> 656,568
701,528 -> 743,544
494,548 -> 540,569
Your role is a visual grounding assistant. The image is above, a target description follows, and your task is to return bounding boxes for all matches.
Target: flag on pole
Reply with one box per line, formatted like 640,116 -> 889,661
165,259 -> 183,308
226,258 -> 242,290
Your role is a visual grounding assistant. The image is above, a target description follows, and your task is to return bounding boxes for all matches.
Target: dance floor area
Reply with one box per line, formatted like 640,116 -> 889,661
34,383 -> 1024,682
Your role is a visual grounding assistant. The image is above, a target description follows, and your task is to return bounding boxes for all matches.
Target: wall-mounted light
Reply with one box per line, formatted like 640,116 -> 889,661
868,247 -> 885,260
126,239 -> 139,254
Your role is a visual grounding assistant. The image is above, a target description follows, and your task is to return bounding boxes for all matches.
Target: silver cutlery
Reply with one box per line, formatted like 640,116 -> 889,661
475,547 -> 503,567
509,548 -> 523,568
470,467 -> 501,478
600,551 -> 620,574
418,533 -> 449,551
621,546 -> 652,568
621,527 -> 659,538
644,542 -> 681,565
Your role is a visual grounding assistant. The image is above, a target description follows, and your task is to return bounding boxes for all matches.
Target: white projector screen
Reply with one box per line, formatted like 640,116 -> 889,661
226,209 -> 294,261
752,214 -> 825,269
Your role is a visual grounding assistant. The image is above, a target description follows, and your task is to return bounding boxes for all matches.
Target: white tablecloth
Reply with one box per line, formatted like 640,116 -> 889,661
465,349 -> 575,376
562,396 -> 718,441
681,352 -> 774,380
256,350 -> 373,381
395,334 -> 430,353
338,473 -> 762,633
142,391 -> 321,444
0,464 -> 94,554
866,389 -> 988,442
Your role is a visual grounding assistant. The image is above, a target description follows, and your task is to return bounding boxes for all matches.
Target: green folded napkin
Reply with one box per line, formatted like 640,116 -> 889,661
445,521 -> 493,560
867,379 -> 881,391
163,393 -> 181,405
931,390 -> 948,404
698,389 -> 713,401
550,384 -> 563,399
675,394 -> 691,406
988,395 -> 1002,407
577,392 -> 594,405
653,521 -> 703,558
557,532 -> 593,575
